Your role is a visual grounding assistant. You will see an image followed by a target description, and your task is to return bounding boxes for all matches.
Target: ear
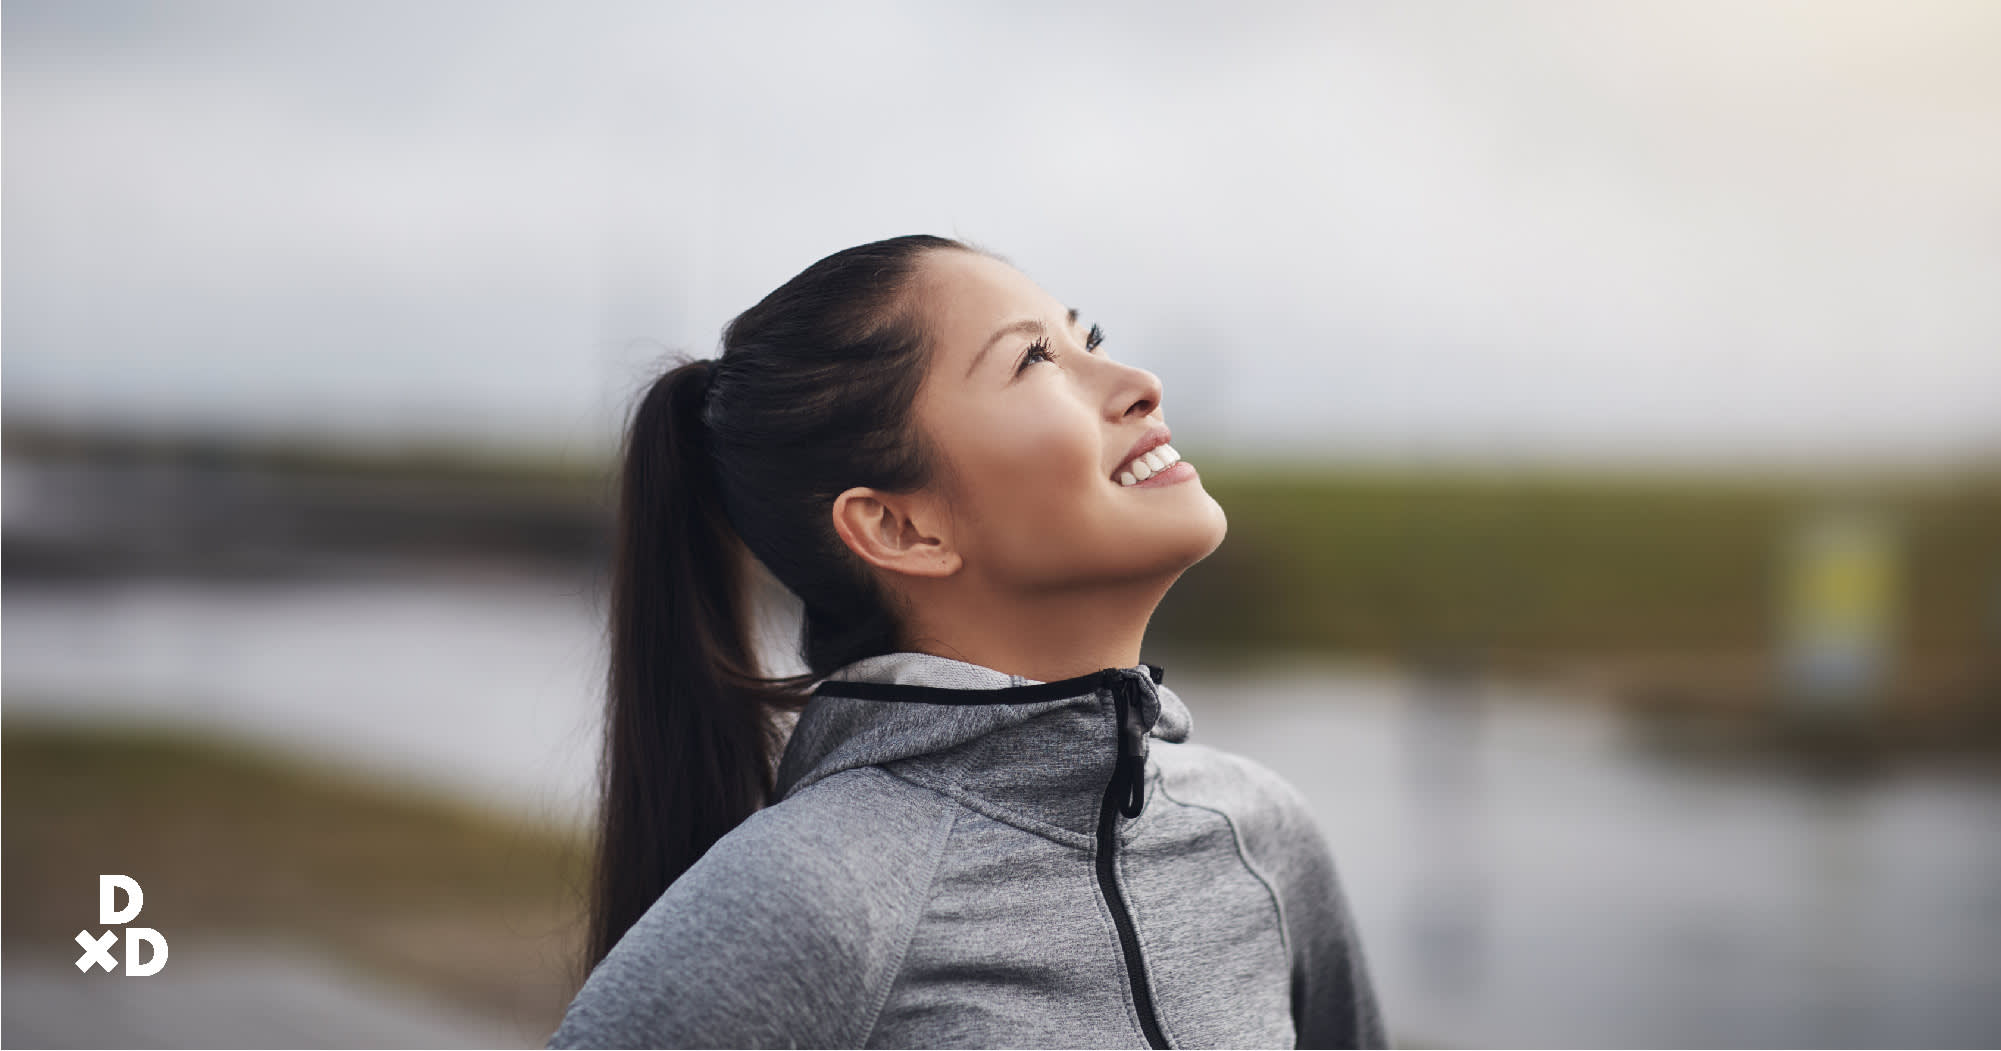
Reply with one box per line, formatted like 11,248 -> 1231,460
830,486 -> 962,580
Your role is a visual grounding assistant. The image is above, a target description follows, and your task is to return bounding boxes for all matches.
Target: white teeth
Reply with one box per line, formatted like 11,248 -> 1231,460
1116,443 -> 1186,485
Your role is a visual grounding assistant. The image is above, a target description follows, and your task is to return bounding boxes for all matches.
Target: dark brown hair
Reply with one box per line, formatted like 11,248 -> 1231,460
578,234 -> 971,984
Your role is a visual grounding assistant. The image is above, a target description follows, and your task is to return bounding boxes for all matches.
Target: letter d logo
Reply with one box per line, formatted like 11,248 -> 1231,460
100,874 -> 143,925
124,927 -> 169,976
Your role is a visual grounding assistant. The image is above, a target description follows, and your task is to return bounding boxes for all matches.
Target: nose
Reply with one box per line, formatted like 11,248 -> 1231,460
1113,363 -> 1163,421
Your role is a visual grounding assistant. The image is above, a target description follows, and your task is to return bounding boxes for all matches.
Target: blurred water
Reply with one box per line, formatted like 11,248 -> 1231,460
6,573 -> 1999,1047
1186,660 -> 2001,1048
3,568 -> 607,830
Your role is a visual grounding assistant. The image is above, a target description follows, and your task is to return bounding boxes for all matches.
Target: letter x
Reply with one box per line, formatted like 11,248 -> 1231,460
75,930 -> 117,973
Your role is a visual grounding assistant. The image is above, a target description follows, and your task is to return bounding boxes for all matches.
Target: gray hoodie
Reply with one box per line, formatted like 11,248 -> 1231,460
546,652 -> 1386,1049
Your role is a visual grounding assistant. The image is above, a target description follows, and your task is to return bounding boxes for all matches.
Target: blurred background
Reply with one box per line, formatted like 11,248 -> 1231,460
6,0 -> 2000,1046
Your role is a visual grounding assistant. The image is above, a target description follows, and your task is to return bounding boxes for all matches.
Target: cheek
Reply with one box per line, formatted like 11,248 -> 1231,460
963,420 -> 1096,501
949,412 -> 1104,546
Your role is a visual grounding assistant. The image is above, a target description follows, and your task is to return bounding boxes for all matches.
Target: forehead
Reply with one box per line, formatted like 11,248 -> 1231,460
916,250 -> 1065,368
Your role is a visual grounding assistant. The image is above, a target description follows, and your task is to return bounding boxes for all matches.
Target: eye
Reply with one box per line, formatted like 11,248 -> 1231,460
1085,323 -> 1104,351
1015,336 -> 1057,374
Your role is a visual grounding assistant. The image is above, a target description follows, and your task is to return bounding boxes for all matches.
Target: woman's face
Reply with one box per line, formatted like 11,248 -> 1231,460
903,249 -> 1228,592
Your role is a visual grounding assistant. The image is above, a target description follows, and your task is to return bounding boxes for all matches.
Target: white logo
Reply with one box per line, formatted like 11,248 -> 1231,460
75,874 -> 169,976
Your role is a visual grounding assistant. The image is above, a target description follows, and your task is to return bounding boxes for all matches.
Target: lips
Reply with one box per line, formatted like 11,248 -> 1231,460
1111,426 -> 1172,482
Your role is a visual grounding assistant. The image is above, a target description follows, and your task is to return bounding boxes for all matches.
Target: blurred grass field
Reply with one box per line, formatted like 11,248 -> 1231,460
1155,458 -> 2001,723
2,718 -> 591,1032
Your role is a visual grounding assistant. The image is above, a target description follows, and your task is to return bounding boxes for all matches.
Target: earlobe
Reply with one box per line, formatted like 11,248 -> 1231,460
830,487 -> 960,580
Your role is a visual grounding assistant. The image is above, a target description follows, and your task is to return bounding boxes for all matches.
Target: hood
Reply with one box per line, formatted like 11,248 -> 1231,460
772,651 -> 1194,838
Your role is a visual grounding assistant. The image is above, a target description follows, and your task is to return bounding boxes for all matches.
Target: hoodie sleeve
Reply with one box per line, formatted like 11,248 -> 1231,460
545,776 -> 957,1049
1233,761 -> 1389,1050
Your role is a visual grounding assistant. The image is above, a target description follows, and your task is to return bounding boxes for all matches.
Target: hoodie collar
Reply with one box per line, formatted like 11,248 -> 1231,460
773,652 -> 1193,840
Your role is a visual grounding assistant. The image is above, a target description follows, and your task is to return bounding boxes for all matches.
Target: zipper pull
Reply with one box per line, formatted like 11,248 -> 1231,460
1107,670 -> 1151,819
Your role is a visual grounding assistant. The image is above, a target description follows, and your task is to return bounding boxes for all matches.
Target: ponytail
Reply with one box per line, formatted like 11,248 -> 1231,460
570,234 -> 972,990
580,356 -> 797,979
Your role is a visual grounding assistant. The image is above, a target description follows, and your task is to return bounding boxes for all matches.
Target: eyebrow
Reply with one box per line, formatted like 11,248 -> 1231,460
966,307 -> 1081,379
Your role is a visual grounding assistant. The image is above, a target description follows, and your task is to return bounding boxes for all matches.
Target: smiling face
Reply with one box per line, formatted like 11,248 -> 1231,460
897,248 -> 1228,596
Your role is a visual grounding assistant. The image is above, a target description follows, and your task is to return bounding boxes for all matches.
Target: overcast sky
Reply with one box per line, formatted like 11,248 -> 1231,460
6,0 -> 1999,468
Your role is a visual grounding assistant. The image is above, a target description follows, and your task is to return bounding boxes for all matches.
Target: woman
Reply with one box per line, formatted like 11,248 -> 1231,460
547,235 -> 1386,1049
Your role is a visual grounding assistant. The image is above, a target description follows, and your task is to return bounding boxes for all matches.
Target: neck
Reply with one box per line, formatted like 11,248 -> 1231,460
896,573 -> 1177,683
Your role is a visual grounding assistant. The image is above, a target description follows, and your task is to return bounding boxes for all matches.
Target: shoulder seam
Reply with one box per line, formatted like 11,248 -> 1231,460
853,805 -> 958,1048
1154,776 -> 1293,960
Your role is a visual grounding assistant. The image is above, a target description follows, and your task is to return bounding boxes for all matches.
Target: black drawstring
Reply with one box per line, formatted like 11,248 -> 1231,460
1105,666 -> 1163,819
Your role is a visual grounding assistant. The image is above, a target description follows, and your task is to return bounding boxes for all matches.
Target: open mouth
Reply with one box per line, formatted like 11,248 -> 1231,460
1114,443 -> 1186,487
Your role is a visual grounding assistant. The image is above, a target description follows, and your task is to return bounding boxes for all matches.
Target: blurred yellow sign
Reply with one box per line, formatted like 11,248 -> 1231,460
1780,509 -> 1899,714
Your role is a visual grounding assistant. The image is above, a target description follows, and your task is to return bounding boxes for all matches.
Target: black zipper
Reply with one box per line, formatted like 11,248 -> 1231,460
1097,667 -> 1171,1050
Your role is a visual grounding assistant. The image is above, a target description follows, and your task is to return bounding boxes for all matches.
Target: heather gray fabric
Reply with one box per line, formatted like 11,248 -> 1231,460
546,652 -> 1386,1049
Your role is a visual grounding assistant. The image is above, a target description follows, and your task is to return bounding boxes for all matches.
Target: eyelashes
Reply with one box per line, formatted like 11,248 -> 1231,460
1015,323 -> 1106,375
1015,338 -> 1055,374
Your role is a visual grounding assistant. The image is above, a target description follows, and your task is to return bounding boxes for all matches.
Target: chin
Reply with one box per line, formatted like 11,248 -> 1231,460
1159,499 -> 1229,572
1186,487 -> 1227,543
1189,503 -> 1229,563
